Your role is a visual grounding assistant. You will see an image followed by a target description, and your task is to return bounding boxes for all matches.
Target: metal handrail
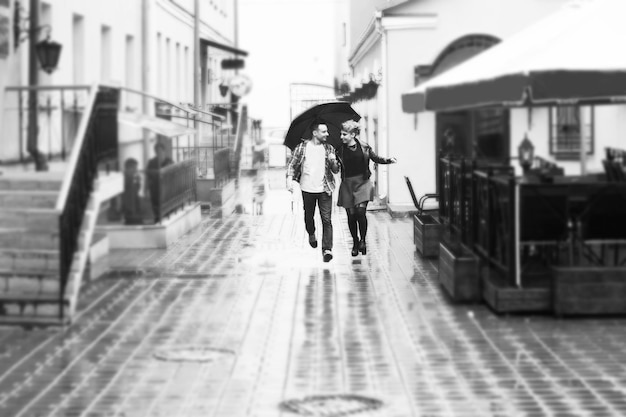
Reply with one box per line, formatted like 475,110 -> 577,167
55,84 -> 97,212
5,84 -> 91,92
56,84 -> 120,319
118,86 -> 226,121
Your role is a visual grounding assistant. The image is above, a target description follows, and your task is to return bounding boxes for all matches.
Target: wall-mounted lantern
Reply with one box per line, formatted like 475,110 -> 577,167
14,1 -> 62,73
219,81 -> 229,97
35,37 -> 62,74
518,134 -> 535,174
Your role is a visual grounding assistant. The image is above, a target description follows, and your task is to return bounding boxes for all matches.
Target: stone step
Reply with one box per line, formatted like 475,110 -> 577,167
0,228 -> 59,250
0,249 -> 59,272
0,315 -> 66,326
0,208 -> 58,230
0,172 -> 64,191
0,294 -> 68,324
0,190 -> 58,209
0,269 -> 59,295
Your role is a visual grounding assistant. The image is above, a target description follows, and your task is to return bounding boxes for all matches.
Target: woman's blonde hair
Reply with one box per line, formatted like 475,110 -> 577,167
341,120 -> 360,135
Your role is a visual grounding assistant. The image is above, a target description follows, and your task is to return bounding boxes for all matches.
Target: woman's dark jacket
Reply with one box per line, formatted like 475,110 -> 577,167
336,139 -> 394,180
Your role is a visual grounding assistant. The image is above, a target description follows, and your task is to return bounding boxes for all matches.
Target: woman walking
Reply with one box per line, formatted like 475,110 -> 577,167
336,120 -> 397,256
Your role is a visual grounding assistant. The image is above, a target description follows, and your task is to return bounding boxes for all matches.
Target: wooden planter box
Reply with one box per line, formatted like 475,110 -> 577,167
438,241 -> 480,302
413,214 -> 442,257
553,267 -> 626,316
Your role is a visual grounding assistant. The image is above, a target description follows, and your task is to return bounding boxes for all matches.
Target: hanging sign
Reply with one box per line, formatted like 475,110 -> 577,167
229,74 -> 253,97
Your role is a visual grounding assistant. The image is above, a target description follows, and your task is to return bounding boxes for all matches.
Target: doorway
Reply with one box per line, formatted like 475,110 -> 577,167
435,109 -> 509,193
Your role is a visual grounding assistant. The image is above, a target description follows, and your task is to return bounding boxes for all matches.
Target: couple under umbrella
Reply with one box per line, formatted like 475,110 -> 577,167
284,102 -> 397,262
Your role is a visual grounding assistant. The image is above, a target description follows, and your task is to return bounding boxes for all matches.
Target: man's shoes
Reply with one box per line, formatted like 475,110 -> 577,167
323,249 -> 333,262
309,234 -> 318,248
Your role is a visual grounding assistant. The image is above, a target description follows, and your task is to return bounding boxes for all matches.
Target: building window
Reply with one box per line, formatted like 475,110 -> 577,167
165,37 -> 171,98
125,35 -> 134,89
549,106 -> 594,160
184,46 -> 189,101
176,42 -> 181,103
156,33 -> 161,95
100,25 -> 112,81
72,14 -> 84,84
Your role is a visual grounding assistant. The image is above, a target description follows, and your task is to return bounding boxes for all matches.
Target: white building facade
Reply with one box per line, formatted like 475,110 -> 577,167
0,0 -> 240,169
341,0 -> 626,211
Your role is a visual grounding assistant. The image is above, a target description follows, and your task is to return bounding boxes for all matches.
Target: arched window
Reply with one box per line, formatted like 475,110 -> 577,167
414,34 -> 500,85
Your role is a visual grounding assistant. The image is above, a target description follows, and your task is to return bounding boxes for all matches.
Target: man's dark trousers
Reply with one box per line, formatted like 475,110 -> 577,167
301,191 -> 332,251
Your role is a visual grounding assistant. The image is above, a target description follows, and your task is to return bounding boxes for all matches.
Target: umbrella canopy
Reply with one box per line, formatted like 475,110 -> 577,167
283,102 -> 361,150
401,0 -> 626,113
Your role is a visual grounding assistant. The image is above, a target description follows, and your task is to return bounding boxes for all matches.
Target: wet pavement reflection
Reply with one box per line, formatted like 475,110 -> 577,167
1,168 -> 626,416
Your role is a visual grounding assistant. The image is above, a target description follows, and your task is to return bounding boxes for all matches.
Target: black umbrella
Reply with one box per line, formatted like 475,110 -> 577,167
283,102 -> 361,150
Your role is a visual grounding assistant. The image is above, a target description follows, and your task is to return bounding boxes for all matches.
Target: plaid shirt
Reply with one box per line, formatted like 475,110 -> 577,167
286,140 -> 339,195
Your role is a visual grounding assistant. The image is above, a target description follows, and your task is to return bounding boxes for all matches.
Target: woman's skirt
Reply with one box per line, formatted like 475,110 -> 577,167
337,175 -> 374,208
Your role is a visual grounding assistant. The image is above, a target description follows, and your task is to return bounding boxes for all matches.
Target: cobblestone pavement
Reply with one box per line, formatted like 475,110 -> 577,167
2,168 -> 626,417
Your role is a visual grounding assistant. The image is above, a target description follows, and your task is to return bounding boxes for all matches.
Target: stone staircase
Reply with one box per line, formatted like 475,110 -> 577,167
0,171 -> 116,326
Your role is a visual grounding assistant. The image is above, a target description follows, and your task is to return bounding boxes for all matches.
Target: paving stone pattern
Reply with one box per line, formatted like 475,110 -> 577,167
1,169 -> 626,416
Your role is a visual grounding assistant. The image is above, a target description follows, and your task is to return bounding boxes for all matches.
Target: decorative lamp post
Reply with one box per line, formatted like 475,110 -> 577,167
518,134 -> 535,174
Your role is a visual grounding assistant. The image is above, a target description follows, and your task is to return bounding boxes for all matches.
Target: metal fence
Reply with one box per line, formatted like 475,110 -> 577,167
3,85 -> 91,164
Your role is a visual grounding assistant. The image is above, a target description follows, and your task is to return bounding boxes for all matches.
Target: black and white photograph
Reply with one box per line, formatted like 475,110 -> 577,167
1,0 -> 626,416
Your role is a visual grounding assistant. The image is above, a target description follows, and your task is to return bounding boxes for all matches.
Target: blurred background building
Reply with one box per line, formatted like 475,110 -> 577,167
336,0 -> 626,212
0,0 -> 246,172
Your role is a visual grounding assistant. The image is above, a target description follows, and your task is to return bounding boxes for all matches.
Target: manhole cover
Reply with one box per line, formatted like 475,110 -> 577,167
153,346 -> 234,363
280,394 -> 383,416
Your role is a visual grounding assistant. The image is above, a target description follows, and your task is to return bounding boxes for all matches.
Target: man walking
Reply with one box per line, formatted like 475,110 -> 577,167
286,121 -> 340,262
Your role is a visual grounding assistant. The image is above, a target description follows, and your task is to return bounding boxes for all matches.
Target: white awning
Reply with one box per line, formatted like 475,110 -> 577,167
401,0 -> 626,113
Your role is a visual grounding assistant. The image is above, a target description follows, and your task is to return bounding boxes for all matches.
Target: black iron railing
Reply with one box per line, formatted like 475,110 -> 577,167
156,159 -> 197,220
230,104 -> 247,176
57,85 -> 120,318
213,148 -> 231,187
603,147 -> 626,182
3,85 -> 90,164
438,156 -> 455,226
449,159 -> 473,244
169,106 -> 232,179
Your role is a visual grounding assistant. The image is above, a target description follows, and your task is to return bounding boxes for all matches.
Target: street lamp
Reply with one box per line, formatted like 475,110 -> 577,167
518,134 -> 535,174
35,37 -> 62,74
13,0 -> 63,170
219,81 -> 229,97
13,1 -> 62,73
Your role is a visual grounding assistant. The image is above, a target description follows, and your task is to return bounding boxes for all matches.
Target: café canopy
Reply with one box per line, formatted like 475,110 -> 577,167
401,0 -> 626,113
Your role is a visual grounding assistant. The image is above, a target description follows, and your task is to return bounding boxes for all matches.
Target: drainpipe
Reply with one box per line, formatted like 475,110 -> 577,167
27,0 -> 47,170
142,0 -> 151,166
234,0 -> 239,53
375,12 -> 389,201
194,0 -> 200,107
194,0 -> 201,165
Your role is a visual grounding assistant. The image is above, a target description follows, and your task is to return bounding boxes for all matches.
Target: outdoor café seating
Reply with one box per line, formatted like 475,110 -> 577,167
420,150 -> 626,316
